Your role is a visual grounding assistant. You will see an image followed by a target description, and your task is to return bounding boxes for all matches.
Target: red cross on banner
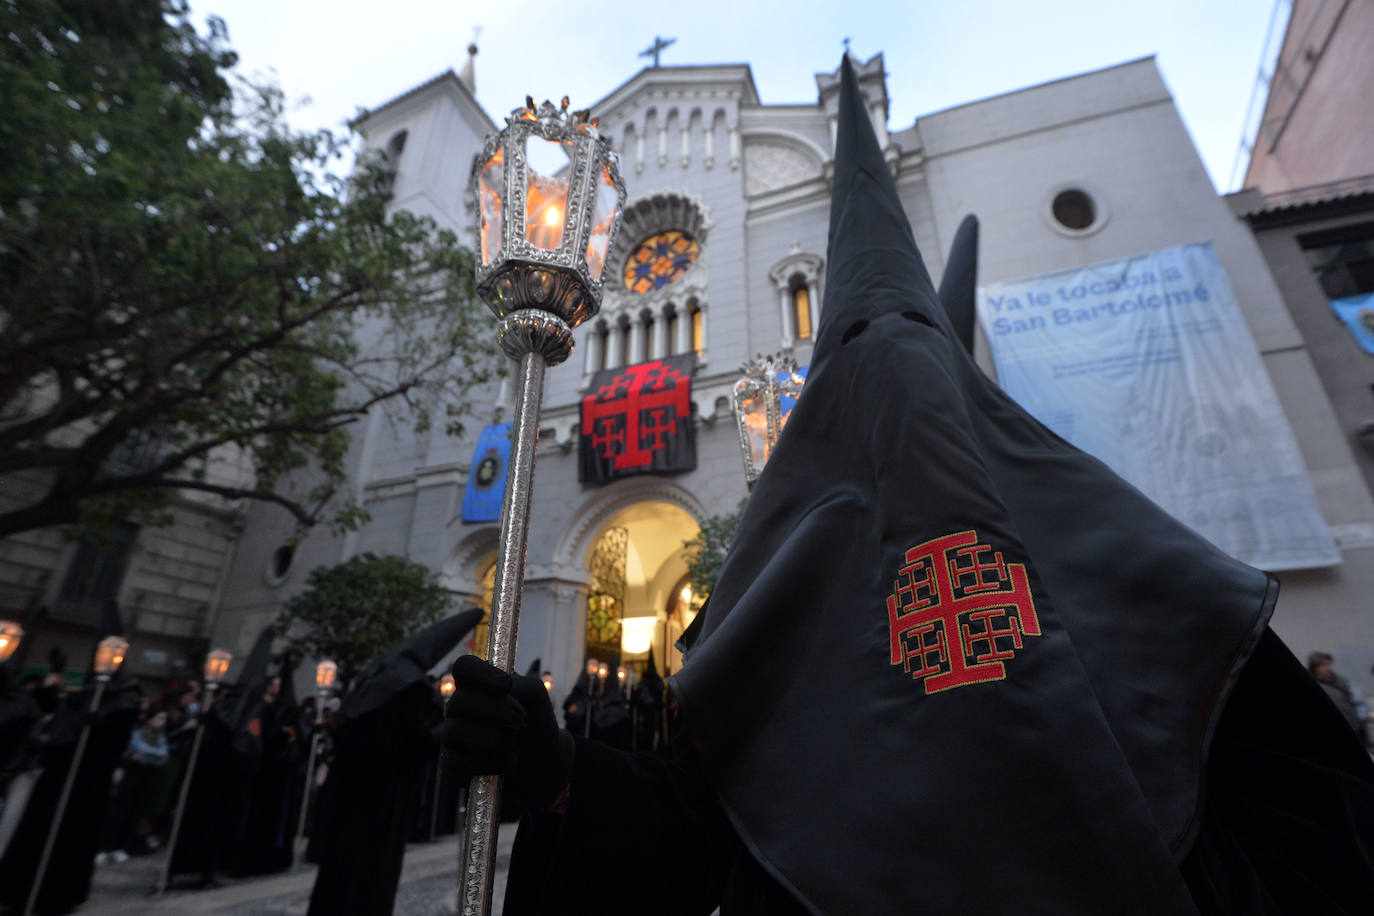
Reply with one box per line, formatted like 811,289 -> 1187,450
579,355 -> 697,483
886,530 -> 1042,694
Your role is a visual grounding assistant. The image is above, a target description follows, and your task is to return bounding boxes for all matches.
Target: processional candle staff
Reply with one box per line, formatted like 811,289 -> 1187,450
583,658 -> 598,738
732,354 -> 807,489
25,635 -> 128,916
459,94 -> 626,916
155,647 -> 232,895
294,659 -> 338,861
433,673 -> 457,841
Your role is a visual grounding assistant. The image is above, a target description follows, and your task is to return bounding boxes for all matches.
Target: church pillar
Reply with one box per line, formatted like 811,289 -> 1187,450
778,288 -> 794,349
606,323 -> 624,369
628,318 -> 646,364
728,125 -> 740,170
675,310 -> 692,354
704,122 -> 715,168
650,310 -> 668,359
657,123 -> 668,167
635,132 -> 645,174
583,326 -> 603,376
807,278 -> 821,333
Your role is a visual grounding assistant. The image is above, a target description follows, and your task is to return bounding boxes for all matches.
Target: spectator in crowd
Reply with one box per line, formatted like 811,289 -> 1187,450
1308,652 -> 1365,734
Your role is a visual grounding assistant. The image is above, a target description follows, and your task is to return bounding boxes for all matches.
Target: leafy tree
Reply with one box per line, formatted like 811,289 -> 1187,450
275,553 -> 455,684
0,0 -> 500,540
682,498 -> 749,607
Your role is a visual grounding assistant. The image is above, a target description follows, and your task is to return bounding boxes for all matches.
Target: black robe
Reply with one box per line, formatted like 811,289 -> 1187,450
0,676 -> 139,914
501,56 -> 1374,914
306,682 -> 434,916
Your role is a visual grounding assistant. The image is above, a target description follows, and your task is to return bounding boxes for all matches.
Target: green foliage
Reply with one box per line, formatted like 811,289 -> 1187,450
275,552 -> 453,683
682,498 -> 748,606
0,0 -> 501,539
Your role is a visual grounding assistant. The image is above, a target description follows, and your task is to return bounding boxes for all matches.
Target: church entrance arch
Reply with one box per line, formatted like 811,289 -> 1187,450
556,478 -> 703,679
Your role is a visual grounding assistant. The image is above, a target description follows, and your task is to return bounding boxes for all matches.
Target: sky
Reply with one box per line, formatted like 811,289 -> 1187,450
200,0 -> 1288,194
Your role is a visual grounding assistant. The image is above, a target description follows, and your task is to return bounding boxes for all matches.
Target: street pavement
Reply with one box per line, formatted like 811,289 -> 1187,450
80,826 -> 516,915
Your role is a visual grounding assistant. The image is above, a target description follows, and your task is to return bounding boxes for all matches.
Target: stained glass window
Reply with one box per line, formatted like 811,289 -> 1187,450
623,230 -> 700,294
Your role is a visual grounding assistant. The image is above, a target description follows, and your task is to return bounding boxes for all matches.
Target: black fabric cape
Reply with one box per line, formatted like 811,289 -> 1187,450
307,609 -> 481,916
654,56 -> 1374,915
0,675 -> 139,914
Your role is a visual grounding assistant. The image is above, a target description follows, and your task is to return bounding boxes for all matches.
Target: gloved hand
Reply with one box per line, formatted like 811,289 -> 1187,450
442,654 -> 574,810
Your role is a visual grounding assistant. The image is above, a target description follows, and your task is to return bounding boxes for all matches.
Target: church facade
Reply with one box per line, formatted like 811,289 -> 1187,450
209,52 -> 1374,701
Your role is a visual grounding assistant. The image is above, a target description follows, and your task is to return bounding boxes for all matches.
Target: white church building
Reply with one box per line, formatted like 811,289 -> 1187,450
209,50 -> 1374,702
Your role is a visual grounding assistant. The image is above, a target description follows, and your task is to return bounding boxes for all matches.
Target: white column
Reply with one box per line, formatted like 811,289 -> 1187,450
650,311 -> 668,359
807,279 -> 821,333
828,116 -> 838,151
680,122 -> 690,167
583,326 -> 603,376
778,288 -> 794,349
728,125 -> 740,170
697,306 -> 708,358
675,310 -> 692,354
657,123 -> 668,166
628,319 -> 646,364
704,122 -> 715,168
606,323 -> 624,369
635,132 -> 645,174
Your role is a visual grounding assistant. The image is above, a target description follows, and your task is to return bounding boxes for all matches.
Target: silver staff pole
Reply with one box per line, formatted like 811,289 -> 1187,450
457,94 -> 624,916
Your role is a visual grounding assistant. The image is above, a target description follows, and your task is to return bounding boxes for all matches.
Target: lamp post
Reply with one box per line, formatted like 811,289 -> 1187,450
25,635 -> 128,916
459,94 -> 626,916
294,659 -> 338,862
156,648 -> 232,895
731,354 -> 807,489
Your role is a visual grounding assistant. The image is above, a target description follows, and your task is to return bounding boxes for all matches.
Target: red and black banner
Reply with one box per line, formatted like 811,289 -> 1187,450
579,356 -> 696,484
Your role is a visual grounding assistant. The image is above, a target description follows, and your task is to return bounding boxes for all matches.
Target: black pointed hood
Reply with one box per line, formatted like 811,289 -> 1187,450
669,54 -> 1281,915
814,56 -> 950,359
525,657 -> 541,678
937,214 -> 979,353
342,608 -> 482,722
96,598 -> 123,640
230,625 -> 275,730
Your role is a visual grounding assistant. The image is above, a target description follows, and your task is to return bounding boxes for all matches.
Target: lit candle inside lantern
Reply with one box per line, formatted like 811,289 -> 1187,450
0,621 -> 22,664
440,673 -> 456,698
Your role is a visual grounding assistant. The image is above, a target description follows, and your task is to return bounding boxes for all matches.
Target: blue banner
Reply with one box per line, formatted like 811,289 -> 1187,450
978,242 -> 1337,570
461,423 -> 511,523
1330,292 -> 1374,355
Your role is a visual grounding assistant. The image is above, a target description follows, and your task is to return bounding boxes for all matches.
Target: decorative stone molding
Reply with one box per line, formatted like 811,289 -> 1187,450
743,135 -> 825,197
442,525 -> 500,593
553,476 -> 706,570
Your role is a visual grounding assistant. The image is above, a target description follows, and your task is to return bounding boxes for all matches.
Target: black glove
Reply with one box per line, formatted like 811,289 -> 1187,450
442,655 -> 573,810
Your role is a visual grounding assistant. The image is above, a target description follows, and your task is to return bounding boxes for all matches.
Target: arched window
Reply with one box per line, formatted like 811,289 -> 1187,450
382,129 -> 408,198
598,324 -> 611,371
619,317 -> 631,366
688,301 -> 703,356
791,278 -> 812,340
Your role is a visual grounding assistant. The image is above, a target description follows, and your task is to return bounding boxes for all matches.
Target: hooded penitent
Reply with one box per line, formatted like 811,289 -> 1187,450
667,56 -> 1373,915
308,609 -> 482,916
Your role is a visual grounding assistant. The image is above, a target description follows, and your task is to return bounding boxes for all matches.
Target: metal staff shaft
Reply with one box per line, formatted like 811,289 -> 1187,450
25,679 -> 106,916
155,682 -> 217,895
293,707 -> 324,863
458,326 -> 557,916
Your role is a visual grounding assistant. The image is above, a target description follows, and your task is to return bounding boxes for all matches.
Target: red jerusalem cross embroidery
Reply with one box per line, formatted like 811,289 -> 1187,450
581,360 -> 691,470
886,530 -> 1041,694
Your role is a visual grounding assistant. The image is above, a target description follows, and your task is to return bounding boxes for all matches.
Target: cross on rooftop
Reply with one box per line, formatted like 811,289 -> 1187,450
639,36 -> 676,68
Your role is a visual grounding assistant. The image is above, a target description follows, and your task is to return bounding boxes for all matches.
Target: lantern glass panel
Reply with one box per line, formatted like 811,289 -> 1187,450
524,136 -> 572,251
204,648 -> 232,684
734,380 -> 770,471
316,659 -> 338,690
478,150 -> 504,265
0,621 -> 21,663
585,165 -> 619,281
94,635 -> 129,675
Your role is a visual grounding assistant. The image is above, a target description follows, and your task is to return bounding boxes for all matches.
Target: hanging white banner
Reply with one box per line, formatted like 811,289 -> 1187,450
978,242 -> 1338,570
